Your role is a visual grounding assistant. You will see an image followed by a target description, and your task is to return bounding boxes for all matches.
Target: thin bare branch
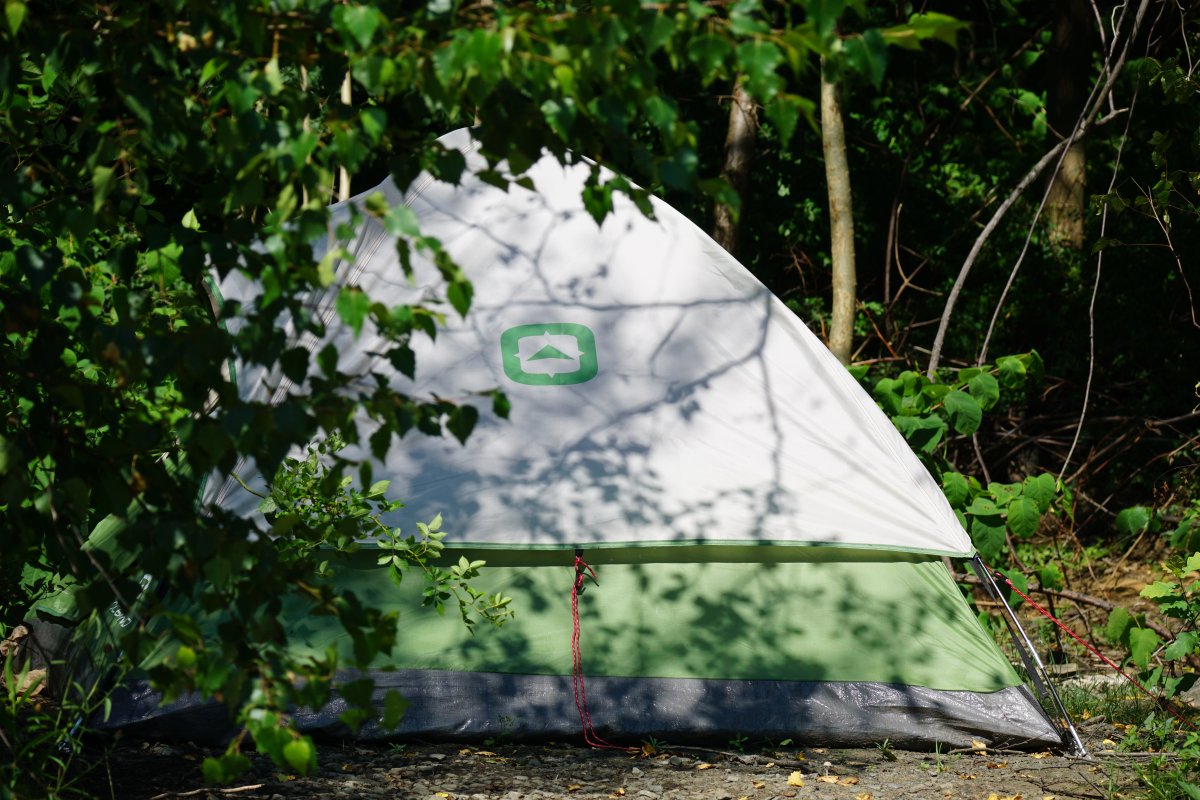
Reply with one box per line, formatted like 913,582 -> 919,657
927,0 -> 1151,377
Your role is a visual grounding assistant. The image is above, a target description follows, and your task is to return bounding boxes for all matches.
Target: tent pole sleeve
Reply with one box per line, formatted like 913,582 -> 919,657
969,556 -> 1087,757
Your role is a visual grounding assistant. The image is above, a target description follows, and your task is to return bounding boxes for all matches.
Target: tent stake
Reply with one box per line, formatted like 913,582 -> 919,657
970,556 -> 1087,757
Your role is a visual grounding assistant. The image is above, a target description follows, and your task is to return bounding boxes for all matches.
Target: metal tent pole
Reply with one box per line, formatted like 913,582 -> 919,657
970,555 -> 1087,757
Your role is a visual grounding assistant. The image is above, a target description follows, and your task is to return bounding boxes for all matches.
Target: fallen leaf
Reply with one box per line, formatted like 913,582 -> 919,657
611,789 -> 625,797
986,761 -> 1008,768
0,625 -> 29,659
435,794 -> 451,799
795,751 -> 806,760
567,785 -> 581,793
475,751 -> 497,757
1043,796 -> 1056,800
765,762 -> 776,768
458,748 -> 472,755
817,775 -> 839,784
971,740 -> 988,752
13,668 -> 46,697
787,771 -> 805,787
1102,739 -> 1117,747
839,776 -> 860,786
641,742 -> 656,758
959,773 -> 977,779
696,763 -> 714,770
1080,709 -> 1092,720
782,791 -> 797,798
1030,752 -> 1052,759
738,796 -> 750,800
752,781 -> 765,789
855,794 -> 874,800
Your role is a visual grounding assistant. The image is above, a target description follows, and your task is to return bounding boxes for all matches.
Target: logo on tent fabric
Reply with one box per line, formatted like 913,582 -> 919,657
500,323 -> 598,386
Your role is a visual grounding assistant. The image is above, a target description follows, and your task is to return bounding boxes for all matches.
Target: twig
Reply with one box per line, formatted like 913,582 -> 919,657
954,572 -> 1177,642
1142,181 -> 1200,329
927,0 -> 1151,377
147,784 -> 265,800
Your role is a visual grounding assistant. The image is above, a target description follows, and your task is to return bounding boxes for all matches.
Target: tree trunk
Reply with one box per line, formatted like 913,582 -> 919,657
820,59 -> 857,365
711,80 -> 757,256
1045,0 -> 1091,250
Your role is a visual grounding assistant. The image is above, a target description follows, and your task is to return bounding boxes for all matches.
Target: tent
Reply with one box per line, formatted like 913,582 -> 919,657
111,129 -> 1071,749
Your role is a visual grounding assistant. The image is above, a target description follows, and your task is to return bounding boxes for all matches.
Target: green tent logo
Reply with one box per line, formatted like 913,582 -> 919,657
500,323 -> 598,386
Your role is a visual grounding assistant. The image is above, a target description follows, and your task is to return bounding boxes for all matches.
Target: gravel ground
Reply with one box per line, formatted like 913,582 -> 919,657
77,722 -> 1152,800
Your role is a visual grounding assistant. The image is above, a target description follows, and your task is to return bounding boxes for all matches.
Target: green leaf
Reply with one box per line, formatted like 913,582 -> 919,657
940,471 -> 969,507
807,0 -> 850,40
998,568 -> 1027,609
1129,627 -> 1160,670
333,5 -> 381,50
92,165 -> 116,214
988,482 -> 1021,503
282,737 -> 316,775
967,372 -> 1000,410
5,0 -> 26,35
1114,506 -> 1152,537
967,496 -> 999,516
387,345 -> 416,379
687,34 -> 733,85
336,287 -> 371,336
736,40 -> 784,101
381,689 -> 410,730
1178,780 -> 1200,800
1022,473 -> 1057,513
765,94 -> 811,148
366,480 -> 390,498
1037,563 -> 1064,591
872,378 -> 903,415
1163,631 -> 1198,661
995,355 -> 1027,389
642,12 -> 676,54
202,752 -> 251,785
1184,553 -> 1200,574
1106,607 -> 1132,645
842,28 -> 888,88
176,645 -> 197,668
447,405 -> 478,444
1140,580 -> 1178,599
1006,496 -> 1041,539
879,13 -> 967,50
891,414 -> 945,455
943,390 -> 982,435
447,278 -> 473,318
969,516 -> 1006,563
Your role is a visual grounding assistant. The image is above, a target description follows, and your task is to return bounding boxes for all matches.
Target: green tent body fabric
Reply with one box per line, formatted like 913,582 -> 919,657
114,129 -> 1063,748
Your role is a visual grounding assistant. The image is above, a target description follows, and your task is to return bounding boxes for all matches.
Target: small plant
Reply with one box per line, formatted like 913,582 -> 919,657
1,643 -> 116,798
483,714 -> 515,748
875,738 -> 896,762
728,732 -> 748,752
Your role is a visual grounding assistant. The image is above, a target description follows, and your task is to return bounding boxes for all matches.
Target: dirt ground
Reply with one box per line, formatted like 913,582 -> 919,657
74,721 -> 1158,800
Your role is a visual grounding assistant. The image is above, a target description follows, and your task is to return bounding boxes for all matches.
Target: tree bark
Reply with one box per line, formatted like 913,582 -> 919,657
711,80 -> 757,256
1045,0 -> 1092,250
820,59 -> 857,365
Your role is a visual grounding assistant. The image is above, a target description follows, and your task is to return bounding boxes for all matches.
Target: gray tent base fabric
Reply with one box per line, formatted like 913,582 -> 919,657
101,671 -> 1062,750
